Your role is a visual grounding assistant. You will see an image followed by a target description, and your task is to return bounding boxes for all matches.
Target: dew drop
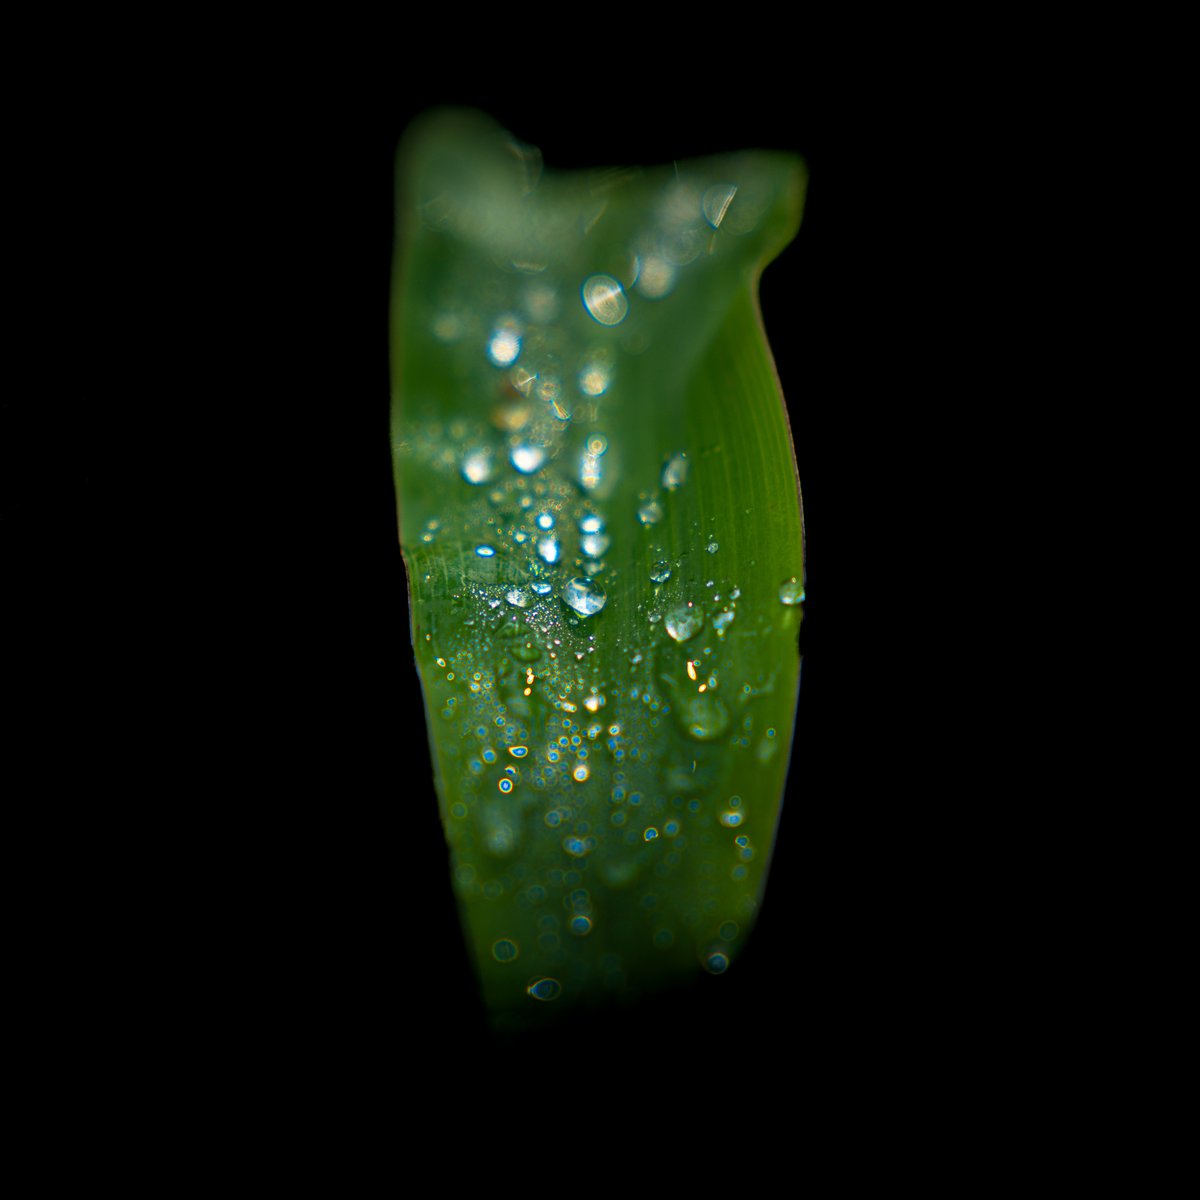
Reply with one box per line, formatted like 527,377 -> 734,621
712,610 -> 735,634
664,602 -> 704,643
779,576 -> 806,605
561,577 -> 607,617
509,746 -> 529,758
636,255 -> 676,299
510,442 -> 546,474
637,498 -> 663,526
643,826 -> 659,841
505,588 -> 530,608
526,977 -> 562,1002
572,763 -> 590,782
702,182 -> 738,229
536,535 -> 562,565
461,448 -> 495,485
579,513 -> 604,534
649,561 -> 672,584
535,511 -> 555,530
488,326 -> 522,367
475,544 -> 496,558
706,541 -> 719,554
673,691 -> 731,742
581,531 -> 610,558
530,581 -> 553,596
582,274 -> 629,326
661,452 -> 689,490
569,914 -> 593,936
492,938 -> 519,962
703,951 -> 730,975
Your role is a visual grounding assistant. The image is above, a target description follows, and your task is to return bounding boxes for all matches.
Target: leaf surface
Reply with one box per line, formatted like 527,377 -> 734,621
391,110 -> 806,1028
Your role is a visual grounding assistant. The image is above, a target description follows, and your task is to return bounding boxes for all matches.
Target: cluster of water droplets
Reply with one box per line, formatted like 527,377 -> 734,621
402,131 -> 806,1009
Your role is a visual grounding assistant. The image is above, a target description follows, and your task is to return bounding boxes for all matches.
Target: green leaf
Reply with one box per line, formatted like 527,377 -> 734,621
391,109 -> 807,1030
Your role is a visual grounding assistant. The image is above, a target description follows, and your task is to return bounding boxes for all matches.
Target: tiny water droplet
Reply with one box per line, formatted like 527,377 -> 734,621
661,452 -> 688,491
510,442 -> 546,474
461,448 -> 495,485
706,540 -> 719,554
637,498 -> 663,526
536,535 -> 562,565
712,609 -> 735,634
703,951 -> 730,975
580,531 -> 610,558
505,588 -> 530,608
535,511 -> 555,530
562,577 -> 607,617
664,602 -> 704,643
492,938 -> 519,962
582,274 -> 628,326
526,977 -> 562,1001
779,576 -> 805,605
579,513 -> 604,534
509,746 -> 529,758
475,544 -> 496,558
488,326 -> 522,367
649,561 -> 672,584
530,581 -> 553,596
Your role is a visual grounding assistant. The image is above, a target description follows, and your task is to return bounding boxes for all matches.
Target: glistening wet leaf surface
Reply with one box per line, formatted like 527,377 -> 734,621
391,110 -> 806,1029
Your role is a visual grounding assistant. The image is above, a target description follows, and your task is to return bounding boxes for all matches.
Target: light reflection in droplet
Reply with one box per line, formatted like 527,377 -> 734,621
582,274 -> 629,326
475,544 -> 496,558
461,448 -> 495,485
702,182 -> 739,229
536,535 -> 562,565
510,442 -> 546,474
661,452 -> 688,490
488,325 -> 522,367
637,497 -> 663,525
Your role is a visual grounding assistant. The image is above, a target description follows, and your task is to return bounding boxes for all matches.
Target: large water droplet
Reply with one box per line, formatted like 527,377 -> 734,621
649,561 -> 672,584
510,442 -> 546,474
562,577 -> 607,617
779,577 -> 805,605
664,602 -> 703,642
536,535 -> 562,565
661,452 -> 688,490
461,447 -> 495,485
582,274 -> 628,326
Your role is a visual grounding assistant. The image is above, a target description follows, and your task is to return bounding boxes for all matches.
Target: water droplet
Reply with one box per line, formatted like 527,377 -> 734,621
492,938 -> 519,962
702,182 -> 738,229
579,513 -> 604,534
583,694 -> 605,713
498,778 -> 514,793
664,602 -> 704,642
535,511 -> 555,530
488,325 -> 522,367
578,362 -> 611,396
673,691 -> 731,741
703,951 -> 730,975
582,274 -> 628,326
569,914 -> 593,936
508,746 -> 529,758
475,544 -> 496,558
720,810 -> 744,827
649,561 -> 672,584
573,763 -> 590,782
712,610 -> 735,634
530,581 -> 553,596
779,576 -> 805,605
510,442 -> 546,474
636,255 -> 676,299
706,541 -> 719,554
505,588 -> 530,608
637,497 -> 663,525
661,452 -> 688,490
581,531 -> 610,558
561,577 -> 607,617
536,535 -> 562,565
461,447 -> 495,485
643,826 -> 659,841
526,977 -> 562,1002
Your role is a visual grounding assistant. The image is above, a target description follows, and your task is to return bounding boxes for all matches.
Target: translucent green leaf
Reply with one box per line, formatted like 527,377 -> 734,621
391,109 -> 806,1030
